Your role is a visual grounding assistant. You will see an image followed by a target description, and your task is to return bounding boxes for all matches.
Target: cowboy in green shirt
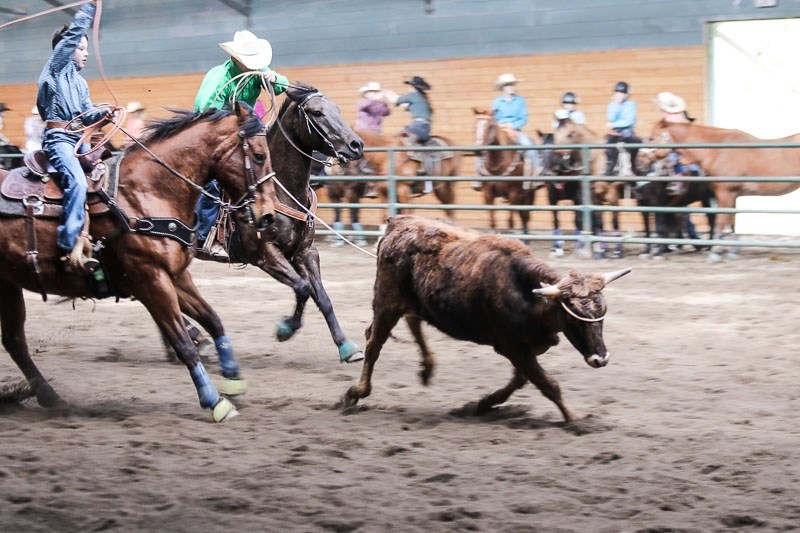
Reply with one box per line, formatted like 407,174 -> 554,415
195,30 -> 290,255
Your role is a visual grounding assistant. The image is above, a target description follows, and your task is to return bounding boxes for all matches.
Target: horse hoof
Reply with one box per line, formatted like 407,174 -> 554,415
212,397 -> 239,423
275,319 -> 297,342
339,340 -> 364,364
218,378 -> 247,397
707,252 -> 722,264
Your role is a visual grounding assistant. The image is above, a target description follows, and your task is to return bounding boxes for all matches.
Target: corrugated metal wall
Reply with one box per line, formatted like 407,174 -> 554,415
2,0 -> 799,83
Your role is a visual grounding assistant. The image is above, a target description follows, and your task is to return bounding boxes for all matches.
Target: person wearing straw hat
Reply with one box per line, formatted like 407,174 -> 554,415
355,81 -> 392,198
473,73 -> 536,191
356,81 -> 391,133
122,101 -> 147,146
194,29 -> 291,257
652,91 -> 700,200
36,0 -> 107,272
23,105 -> 45,153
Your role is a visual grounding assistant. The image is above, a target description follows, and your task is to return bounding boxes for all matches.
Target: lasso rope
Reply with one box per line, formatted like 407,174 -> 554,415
0,0 -> 92,30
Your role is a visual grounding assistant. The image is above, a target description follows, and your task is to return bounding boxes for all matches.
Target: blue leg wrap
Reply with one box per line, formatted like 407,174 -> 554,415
338,340 -> 359,361
190,363 -> 220,409
215,335 -> 240,379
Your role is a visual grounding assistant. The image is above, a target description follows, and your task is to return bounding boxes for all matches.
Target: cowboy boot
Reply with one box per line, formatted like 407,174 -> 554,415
67,206 -> 99,273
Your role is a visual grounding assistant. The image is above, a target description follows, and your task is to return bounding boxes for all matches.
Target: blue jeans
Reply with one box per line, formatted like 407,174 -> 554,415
43,130 -> 87,252
195,180 -> 221,243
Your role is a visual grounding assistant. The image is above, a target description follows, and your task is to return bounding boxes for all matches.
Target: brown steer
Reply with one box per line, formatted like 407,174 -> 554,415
342,215 -> 630,422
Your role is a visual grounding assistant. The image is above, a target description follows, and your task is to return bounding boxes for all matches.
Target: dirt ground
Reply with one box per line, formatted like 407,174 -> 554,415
1,237 -> 798,533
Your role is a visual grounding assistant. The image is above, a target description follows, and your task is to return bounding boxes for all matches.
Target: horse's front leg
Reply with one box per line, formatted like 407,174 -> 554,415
173,270 -> 246,397
296,245 -> 364,364
255,242 -> 312,343
135,269 -> 237,423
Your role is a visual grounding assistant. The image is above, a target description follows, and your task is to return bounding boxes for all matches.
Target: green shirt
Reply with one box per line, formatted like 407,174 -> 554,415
193,59 -> 289,112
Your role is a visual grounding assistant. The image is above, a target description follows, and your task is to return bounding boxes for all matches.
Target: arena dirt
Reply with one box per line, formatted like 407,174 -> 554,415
1,241 -> 798,532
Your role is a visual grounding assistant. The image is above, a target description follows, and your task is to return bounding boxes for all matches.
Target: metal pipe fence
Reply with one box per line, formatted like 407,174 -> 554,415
314,141 -> 800,253
4,142 -> 799,253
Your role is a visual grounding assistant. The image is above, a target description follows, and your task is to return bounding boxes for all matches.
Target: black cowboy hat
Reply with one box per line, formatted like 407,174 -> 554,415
404,76 -> 431,92
0,103 -> 11,113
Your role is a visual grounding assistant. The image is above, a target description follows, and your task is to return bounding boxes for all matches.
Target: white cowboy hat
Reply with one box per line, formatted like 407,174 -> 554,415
494,73 -> 523,89
125,101 -> 146,113
219,30 -> 273,71
653,92 -> 686,114
359,81 -> 382,95
31,106 -> 39,115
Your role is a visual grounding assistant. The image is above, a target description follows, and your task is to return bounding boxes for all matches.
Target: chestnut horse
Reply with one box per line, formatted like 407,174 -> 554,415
340,129 -> 460,220
473,110 -> 536,233
648,119 -> 800,258
200,83 -> 366,363
0,103 -> 276,422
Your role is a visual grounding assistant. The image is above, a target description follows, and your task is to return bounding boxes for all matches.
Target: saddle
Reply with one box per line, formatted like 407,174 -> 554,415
403,136 -> 454,176
0,149 -> 115,219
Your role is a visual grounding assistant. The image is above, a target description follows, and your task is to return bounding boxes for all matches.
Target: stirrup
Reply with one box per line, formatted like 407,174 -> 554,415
67,234 -> 99,273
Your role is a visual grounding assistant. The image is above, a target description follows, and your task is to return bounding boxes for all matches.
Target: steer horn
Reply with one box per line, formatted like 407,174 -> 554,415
532,282 -> 564,298
602,268 -> 632,285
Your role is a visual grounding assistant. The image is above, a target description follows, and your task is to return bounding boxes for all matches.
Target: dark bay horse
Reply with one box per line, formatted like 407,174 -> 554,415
552,117 -> 626,257
340,128 -> 460,221
473,109 -> 535,233
648,119 -> 800,259
0,103 -> 276,422
200,83 -> 366,363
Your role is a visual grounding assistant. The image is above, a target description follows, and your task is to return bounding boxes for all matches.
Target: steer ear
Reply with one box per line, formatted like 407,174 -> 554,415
602,268 -> 632,286
532,282 -> 563,299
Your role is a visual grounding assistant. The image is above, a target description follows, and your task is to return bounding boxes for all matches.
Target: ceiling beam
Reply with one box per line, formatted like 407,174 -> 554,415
217,0 -> 250,18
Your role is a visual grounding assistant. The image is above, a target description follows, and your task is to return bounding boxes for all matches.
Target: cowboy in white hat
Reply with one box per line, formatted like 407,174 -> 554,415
194,29 -> 289,113
193,30 -> 292,258
356,82 -> 391,133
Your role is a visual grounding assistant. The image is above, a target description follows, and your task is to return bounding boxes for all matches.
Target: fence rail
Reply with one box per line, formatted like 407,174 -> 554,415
4,141 -> 800,254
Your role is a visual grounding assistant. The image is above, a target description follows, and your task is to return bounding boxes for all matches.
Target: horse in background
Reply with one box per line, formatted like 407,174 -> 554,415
551,117 -> 627,258
472,109 -> 536,233
0,143 -> 24,170
635,149 -> 716,257
648,119 -> 800,261
338,128 -> 460,221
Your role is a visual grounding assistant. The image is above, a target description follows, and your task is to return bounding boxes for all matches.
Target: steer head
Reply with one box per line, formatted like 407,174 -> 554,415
533,268 -> 631,369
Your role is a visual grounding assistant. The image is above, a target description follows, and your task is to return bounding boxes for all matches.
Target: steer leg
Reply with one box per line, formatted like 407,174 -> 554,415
516,357 -> 576,422
342,307 -> 402,407
405,315 -> 435,385
474,368 -> 527,415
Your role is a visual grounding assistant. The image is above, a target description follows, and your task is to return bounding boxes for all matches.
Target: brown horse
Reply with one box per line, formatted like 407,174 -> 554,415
648,119 -> 800,258
341,128 -> 460,220
552,117 -> 626,257
0,103 -> 276,422
473,109 -> 535,233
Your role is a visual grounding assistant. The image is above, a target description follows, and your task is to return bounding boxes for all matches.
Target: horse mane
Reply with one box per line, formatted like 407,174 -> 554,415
140,107 -> 232,146
661,120 -> 763,142
277,82 -> 319,119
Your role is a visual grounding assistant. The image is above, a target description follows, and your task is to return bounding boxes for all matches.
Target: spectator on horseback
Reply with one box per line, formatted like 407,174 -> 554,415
604,81 -> 642,177
552,91 -> 586,127
37,0 -> 108,272
194,29 -> 290,257
0,102 -> 11,145
356,81 -> 391,198
24,106 -> 45,153
490,73 -> 539,189
653,91 -> 700,202
385,75 -> 434,194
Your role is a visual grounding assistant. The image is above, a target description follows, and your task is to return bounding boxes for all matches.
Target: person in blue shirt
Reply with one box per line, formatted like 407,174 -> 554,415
37,0 -> 107,272
552,91 -> 586,128
604,81 -> 642,176
473,73 -> 537,191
